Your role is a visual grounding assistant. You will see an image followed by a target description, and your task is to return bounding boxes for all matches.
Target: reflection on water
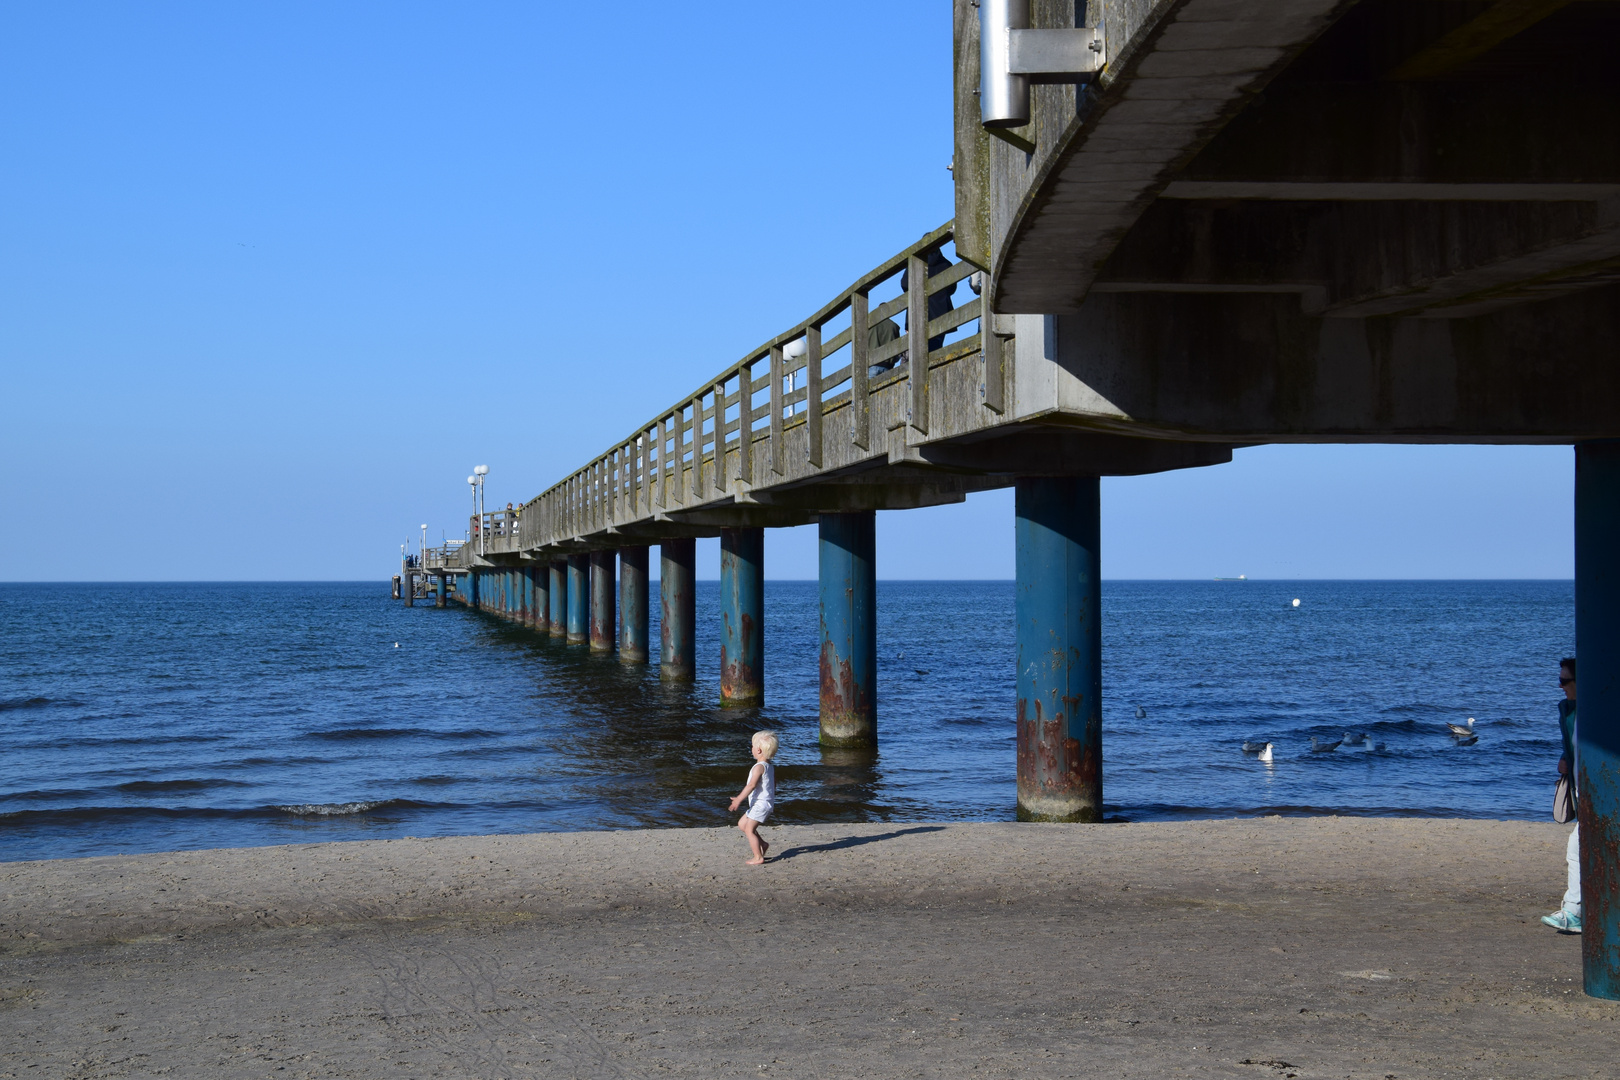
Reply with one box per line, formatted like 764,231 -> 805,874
0,579 -> 1576,861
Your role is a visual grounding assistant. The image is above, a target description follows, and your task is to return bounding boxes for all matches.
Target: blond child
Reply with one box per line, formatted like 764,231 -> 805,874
727,731 -> 778,865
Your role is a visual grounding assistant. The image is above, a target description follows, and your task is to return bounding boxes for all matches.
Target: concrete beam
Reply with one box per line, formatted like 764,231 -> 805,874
1028,284 -> 1620,441
1097,196 -> 1620,319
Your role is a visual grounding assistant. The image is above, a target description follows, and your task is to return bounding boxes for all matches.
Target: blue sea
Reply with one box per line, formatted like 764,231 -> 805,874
0,580 -> 1574,862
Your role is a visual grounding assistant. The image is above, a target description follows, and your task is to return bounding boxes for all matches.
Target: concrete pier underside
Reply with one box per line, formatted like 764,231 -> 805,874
3,820 -> 1614,1079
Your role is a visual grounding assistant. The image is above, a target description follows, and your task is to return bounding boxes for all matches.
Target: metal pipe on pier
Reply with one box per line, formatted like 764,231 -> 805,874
549,562 -> 567,638
589,550 -> 616,653
719,527 -> 764,705
660,539 -> 696,681
1014,476 -> 1102,822
567,554 -> 589,645
1577,440 -> 1620,998
818,511 -> 877,747
619,546 -> 650,664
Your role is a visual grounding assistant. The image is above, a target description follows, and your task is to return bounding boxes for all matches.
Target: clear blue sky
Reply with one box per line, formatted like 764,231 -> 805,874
0,3 -> 1573,581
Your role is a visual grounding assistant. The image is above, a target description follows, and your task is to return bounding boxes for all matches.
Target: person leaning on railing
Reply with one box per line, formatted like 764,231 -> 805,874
870,247 -> 956,377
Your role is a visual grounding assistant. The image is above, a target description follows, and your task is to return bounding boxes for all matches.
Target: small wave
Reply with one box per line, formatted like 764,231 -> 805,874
302,727 -> 425,741
115,778 -> 253,794
17,733 -> 229,751
0,696 -> 57,712
0,788 -> 99,803
273,799 -> 431,817
1,798 -> 441,828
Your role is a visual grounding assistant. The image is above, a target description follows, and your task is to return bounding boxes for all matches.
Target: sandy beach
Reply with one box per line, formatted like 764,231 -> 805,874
1,818 -> 1615,1078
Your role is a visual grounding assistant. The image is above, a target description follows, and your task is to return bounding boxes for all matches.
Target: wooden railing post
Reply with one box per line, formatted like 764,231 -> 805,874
714,381 -> 729,494
907,251 -> 929,435
689,395 -> 703,500
736,364 -> 752,488
769,344 -> 785,475
851,289 -> 870,450
806,322 -> 823,467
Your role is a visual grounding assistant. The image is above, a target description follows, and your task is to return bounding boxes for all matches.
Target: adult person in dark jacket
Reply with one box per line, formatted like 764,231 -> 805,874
1543,657 -> 1581,932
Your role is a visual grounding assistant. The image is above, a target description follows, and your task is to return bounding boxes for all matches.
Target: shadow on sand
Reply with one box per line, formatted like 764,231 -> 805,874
768,825 -> 947,863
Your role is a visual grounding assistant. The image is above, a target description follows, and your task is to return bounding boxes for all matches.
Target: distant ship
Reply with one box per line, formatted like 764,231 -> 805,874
1213,574 -> 1247,581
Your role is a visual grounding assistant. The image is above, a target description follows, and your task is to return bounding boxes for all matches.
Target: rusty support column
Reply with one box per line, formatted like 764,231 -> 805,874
435,574 -> 447,608
719,527 -> 764,706
589,549 -> 616,653
567,554 -> 589,645
620,546 -> 650,664
1578,440 -> 1620,998
404,570 -> 414,607
660,538 -> 696,681
819,511 -> 876,747
549,561 -> 567,639
1015,476 -> 1102,823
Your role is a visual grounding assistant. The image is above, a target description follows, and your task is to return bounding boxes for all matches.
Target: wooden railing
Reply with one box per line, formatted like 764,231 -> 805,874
464,221 -> 1006,560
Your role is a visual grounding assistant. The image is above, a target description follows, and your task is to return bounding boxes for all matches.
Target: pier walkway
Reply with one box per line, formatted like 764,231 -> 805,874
397,0 -> 1620,997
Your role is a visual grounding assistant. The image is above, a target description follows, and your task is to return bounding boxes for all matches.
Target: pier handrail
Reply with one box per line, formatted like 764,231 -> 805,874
502,221 -> 986,553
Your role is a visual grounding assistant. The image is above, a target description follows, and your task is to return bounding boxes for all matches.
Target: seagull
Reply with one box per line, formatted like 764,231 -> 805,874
1343,732 -> 1372,750
1135,705 -> 1147,719
1257,743 -> 1274,763
1446,717 -> 1476,737
1311,736 -> 1342,753
394,642 -> 400,648
1241,741 -> 1268,753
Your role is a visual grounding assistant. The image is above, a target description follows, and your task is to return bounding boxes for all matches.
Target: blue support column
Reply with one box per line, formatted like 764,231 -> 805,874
1015,476 -> 1103,823
469,570 -> 480,610
533,566 -> 550,634
404,570 -> 414,607
819,511 -> 876,747
719,527 -> 764,706
549,562 -> 567,638
1578,440 -> 1620,998
620,546 -> 650,664
660,539 -> 696,681
522,567 -> 533,626
589,550 -> 616,653
567,554 -> 589,645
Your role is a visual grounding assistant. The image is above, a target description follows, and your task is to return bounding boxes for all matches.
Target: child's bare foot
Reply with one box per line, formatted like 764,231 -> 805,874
745,856 -> 765,866
759,838 -> 770,859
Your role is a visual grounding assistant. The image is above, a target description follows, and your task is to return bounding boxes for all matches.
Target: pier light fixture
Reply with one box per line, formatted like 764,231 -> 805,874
980,0 -> 1105,134
471,466 -> 489,554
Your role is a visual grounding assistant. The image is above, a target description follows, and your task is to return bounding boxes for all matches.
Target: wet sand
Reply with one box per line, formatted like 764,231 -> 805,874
1,818 -> 1615,1078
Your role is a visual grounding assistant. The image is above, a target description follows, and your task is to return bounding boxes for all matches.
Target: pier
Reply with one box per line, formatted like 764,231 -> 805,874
400,0 -> 1620,997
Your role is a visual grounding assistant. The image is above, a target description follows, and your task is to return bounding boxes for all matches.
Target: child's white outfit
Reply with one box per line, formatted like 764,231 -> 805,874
745,760 -> 776,823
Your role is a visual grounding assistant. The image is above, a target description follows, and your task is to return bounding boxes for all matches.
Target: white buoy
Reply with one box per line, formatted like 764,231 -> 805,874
1292,598 -> 1301,607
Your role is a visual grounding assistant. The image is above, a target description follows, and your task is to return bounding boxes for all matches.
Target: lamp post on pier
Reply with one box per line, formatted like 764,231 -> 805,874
473,464 -> 489,554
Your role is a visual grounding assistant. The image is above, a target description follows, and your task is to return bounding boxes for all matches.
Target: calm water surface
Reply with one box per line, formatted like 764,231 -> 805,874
0,580 -> 1573,861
